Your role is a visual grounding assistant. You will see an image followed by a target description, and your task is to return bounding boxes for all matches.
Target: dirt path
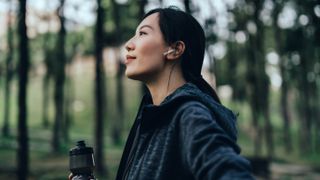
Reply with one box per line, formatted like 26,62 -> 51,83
269,163 -> 320,180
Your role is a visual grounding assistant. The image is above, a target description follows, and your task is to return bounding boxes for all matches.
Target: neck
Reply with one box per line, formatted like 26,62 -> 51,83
145,63 -> 186,106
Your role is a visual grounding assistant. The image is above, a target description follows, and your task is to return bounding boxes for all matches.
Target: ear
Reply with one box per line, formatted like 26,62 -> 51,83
166,41 -> 185,60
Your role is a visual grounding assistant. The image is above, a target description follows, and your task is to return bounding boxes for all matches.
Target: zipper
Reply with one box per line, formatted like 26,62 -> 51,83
122,124 -> 141,180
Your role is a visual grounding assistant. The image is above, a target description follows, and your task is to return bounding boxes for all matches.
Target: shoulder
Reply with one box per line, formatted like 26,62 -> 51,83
178,101 -> 210,114
175,100 -> 214,124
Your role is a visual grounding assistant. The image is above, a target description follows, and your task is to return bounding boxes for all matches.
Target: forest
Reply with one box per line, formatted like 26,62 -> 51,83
0,0 -> 319,179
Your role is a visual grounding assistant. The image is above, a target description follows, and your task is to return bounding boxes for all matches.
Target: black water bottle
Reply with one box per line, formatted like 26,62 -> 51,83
69,140 -> 96,180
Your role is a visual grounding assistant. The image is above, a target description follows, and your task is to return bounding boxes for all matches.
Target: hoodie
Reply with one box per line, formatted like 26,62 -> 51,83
116,83 -> 254,180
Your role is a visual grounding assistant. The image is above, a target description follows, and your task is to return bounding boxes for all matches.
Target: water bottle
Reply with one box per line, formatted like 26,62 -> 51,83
69,140 -> 96,180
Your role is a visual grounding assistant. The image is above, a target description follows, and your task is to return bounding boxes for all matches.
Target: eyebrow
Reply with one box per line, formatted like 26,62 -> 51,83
138,25 -> 154,31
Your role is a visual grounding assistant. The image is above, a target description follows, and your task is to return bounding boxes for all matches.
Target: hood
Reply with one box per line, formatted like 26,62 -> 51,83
142,83 -> 238,141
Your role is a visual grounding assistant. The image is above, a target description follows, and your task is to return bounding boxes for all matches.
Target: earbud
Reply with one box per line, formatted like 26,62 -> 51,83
163,49 -> 175,56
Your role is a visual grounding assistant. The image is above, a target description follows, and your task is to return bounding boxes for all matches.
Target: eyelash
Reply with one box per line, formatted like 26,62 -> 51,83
139,31 -> 147,36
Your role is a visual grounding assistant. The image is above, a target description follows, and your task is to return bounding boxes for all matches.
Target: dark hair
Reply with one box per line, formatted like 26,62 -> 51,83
143,7 -> 221,104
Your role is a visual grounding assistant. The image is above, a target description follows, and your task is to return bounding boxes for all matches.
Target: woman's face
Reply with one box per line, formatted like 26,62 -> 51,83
124,13 -> 168,82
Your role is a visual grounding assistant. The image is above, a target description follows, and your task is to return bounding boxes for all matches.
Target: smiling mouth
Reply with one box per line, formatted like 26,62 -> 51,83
125,55 -> 136,64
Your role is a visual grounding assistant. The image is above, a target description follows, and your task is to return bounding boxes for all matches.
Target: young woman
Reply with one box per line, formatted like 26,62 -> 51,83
116,7 -> 254,180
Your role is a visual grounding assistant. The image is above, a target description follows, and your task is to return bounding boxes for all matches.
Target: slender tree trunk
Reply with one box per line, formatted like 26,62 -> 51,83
226,41 -> 239,100
42,33 -> 52,128
2,3 -> 14,137
280,79 -> 292,152
52,0 -> 66,152
316,90 -> 320,152
63,42 -> 78,143
42,72 -> 50,128
246,35 -> 263,156
263,89 -> 274,159
17,0 -> 29,179
110,0 -> 124,145
138,0 -> 147,21
95,0 -> 107,176
316,49 -> 320,153
299,50 -> 312,154
184,0 -> 191,14
272,0 -> 292,153
246,0 -> 273,159
63,63 -> 73,143
113,60 -> 125,145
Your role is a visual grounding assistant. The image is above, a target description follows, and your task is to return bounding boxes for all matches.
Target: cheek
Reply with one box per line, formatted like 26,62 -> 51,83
138,39 -> 165,68
139,38 -> 163,56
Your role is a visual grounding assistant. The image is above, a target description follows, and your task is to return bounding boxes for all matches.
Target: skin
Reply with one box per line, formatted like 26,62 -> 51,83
125,13 -> 186,105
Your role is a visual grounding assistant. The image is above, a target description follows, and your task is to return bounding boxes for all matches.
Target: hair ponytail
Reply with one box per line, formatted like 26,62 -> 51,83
187,73 -> 221,104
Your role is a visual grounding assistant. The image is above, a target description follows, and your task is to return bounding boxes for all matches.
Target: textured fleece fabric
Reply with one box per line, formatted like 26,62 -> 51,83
116,83 -> 254,180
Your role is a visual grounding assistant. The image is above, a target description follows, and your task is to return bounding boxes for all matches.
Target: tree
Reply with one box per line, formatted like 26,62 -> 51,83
2,1 -> 14,137
42,31 -> 54,128
244,0 -> 273,159
272,0 -> 292,153
94,0 -> 107,176
17,0 -> 30,179
52,0 -> 67,152
110,0 -> 125,145
40,2 -> 55,129
291,0 -> 319,154
184,0 -> 191,14
63,35 -> 79,143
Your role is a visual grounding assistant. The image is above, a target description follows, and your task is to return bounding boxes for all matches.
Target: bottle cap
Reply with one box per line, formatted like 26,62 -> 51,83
69,140 -> 93,156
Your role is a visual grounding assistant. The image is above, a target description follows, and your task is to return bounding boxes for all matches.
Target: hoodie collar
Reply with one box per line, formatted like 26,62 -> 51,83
140,82 -> 238,140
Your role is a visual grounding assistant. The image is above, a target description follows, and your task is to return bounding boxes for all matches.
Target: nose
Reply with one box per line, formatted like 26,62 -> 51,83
125,38 -> 135,51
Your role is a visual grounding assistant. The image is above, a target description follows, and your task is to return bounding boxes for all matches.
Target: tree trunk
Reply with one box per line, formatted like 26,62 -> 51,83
17,0 -> 29,179
184,0 -> 191,14
254,0 -> 273,159
63,63 -> 72,143
280,79 -> 292,152
111,0 -> 124,145
113,60 -> 125,145
95,0 -> 107,176
63,42 -> 77,143
245,0 -> 273,159
42,33 -> 52,128
246,36 -> 263,156
272,0 -> 292,153
316,49 -> 320,153
226,41 -> 239,100
2,2 -> 14,137
138,0 -> 147,21
42,71 -> 50,128
52,0 -> 66,152
298,48 -> 312,154
263,90 -> 274,159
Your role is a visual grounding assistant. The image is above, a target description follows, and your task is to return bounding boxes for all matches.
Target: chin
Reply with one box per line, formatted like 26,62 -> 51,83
125,71 -> 141,81
125,71 -> 150,83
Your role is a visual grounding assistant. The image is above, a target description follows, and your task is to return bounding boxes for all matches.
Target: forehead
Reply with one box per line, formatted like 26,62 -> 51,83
137,13 -> 160,30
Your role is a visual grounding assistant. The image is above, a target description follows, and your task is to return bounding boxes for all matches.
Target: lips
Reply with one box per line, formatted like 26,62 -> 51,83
125,55 -> 136,64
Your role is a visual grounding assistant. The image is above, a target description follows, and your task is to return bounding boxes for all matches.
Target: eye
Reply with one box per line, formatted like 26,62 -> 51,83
139,31 -> 147,36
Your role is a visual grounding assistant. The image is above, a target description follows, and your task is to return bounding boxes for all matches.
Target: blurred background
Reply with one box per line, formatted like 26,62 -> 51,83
0,0 -> 319,179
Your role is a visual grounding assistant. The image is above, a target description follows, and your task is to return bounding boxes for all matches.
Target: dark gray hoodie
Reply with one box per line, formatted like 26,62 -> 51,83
116,83 -> 254,180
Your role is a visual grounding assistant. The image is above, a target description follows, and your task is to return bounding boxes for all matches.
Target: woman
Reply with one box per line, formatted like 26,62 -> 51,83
116,7 -> 254,180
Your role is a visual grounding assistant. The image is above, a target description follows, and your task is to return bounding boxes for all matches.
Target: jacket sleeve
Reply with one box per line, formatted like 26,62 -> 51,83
178,102 -> 254,180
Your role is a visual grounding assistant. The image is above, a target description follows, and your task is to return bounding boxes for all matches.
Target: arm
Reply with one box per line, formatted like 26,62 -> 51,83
179,102 -> 254,180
